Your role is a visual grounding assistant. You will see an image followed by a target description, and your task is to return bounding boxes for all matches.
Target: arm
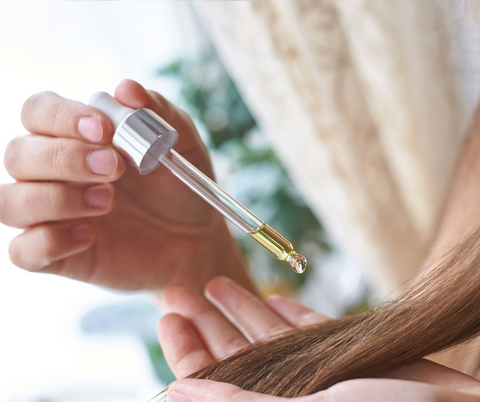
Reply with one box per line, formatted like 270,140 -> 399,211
421,110 -> 480,275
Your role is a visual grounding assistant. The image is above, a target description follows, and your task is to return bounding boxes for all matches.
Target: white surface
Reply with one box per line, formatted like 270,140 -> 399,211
0,2 -> 202,401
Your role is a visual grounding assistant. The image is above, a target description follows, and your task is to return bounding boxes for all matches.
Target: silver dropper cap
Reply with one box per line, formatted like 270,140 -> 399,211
89,92 -> 178,174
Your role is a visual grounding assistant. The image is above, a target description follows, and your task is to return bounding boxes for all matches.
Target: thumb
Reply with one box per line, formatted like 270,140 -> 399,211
167,379 -> 286,402
114,79 -> 204,157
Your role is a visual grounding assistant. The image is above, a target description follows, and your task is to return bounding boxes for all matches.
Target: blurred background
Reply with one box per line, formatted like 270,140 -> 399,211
1,1 -> 480,401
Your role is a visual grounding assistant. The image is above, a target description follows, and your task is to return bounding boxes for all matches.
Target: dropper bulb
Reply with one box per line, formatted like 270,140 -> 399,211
287,253 -> 307,274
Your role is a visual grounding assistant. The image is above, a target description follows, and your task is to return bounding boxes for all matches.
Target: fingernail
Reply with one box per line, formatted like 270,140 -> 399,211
78,116 -> 103,143
168,392 -> 193,402
85,185 -> 114,208
71,225 -> 93,242
88,149 -> 118,176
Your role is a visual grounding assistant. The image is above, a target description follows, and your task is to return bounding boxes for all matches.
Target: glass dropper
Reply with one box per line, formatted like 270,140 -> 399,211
160,149 -> 306,273
89,92 -> 306,274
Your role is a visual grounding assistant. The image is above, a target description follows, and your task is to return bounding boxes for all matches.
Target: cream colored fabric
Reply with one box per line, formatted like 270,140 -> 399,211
194,0 -> 480,294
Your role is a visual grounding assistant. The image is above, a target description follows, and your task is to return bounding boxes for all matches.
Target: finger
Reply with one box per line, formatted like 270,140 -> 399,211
9,221 -> 94,272
169,379 -> 291,402
265,295 -> 329,327
205,277 -> 291,343
21,91 -> 114,144
164,284 -> 249,359
0,182 -> 116,228
325,378 -> 480,402
114,79 -> 206,156
381,359 -> 480,394
168,379 -> 480,402
5,135 -> 126,182
158,313 -> 215,379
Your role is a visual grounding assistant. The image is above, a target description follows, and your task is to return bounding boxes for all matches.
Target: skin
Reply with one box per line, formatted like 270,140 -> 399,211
420,109 -> 480,276
1,80 -> 256,296
160,277 -> 480,402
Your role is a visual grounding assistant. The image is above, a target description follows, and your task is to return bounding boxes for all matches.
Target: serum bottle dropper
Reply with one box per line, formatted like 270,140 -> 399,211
89,92 -> 307,274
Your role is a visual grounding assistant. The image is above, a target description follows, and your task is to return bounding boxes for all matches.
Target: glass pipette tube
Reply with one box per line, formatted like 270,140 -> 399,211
160,149 -> 307,274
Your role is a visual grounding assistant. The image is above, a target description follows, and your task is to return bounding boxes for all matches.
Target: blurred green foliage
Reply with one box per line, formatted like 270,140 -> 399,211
146,339 -> 176,385
343,293 -> 372,316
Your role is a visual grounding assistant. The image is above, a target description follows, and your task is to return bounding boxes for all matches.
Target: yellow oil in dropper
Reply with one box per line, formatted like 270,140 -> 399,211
161,149 -> 307,274
249,224 -> 307,274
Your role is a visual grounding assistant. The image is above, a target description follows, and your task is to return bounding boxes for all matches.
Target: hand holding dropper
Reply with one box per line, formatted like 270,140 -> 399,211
89,92 -> 306,274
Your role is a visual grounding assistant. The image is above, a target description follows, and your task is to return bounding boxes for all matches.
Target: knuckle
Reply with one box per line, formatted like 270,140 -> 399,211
0,186 -> 7,224
38,226 -> 58,264
222,337 -> 247,355
312,388 -> 335,402
50,139 -> 70,177
21,91 -> 57,130
177,107 -> 194,126
52,99 -> 71,137
158,313 -> 176,329
8,234 -> 45,271
44,184 -> 69,213
9,239 -> 24,268
175,349 -> 208,372
18,185 -> 36,210
0,184 -> 14,221
230,388 -> 256,402
21,92 -> 42,127
326,380 -> 365,399
151,91 -> 175,121
298,311 -> 327,327
4,136 -> 22,174
428,390 -> 452,402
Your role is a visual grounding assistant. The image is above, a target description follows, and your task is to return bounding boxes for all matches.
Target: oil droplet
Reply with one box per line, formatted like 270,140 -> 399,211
286,253 -> 307,274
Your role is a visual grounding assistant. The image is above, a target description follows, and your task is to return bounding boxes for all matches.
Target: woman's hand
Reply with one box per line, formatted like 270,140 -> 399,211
1,80 -> 253,293
159,277 -> 480,401
159,276 -> 329,378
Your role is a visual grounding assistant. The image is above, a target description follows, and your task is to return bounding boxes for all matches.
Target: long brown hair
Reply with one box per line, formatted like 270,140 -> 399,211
183,227 -> 480,397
